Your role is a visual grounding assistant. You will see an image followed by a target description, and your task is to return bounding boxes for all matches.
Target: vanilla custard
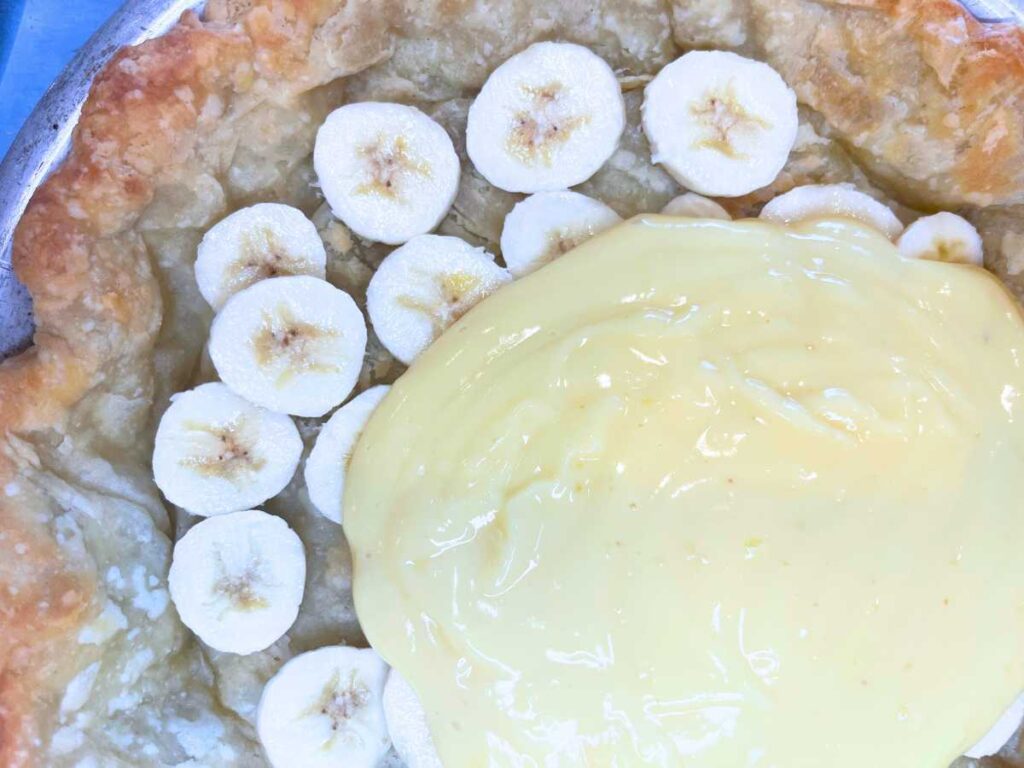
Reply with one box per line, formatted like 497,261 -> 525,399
345,217 -> 1024,766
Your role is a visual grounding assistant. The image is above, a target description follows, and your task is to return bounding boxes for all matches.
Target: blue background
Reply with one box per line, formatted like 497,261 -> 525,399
0,0 -> 121,158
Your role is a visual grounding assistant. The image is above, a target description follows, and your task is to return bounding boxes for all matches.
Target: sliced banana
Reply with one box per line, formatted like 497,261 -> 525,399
367,234 -> 512,365
195,203 -> 327,311
759,183 -> 904,240
168,509 -> 305,655
152,382 -> 302,517
642,50 -> 798,197
500,191 -> 622,277
661,192 -> 731,220
382,669 -> 443,768
897,212 -> 984,266
466,41 -> 626,193
314,102 -> 460,245
209,275 -> 367,417
257,645 -> 391,768
965,691 -> 1024,758
304,385 -> 390,525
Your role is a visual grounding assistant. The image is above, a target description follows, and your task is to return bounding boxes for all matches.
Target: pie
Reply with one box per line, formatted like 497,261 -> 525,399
2,0 -> 1024,765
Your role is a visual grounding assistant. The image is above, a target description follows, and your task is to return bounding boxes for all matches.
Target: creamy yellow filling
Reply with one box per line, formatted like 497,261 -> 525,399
345,217 -> 1024,767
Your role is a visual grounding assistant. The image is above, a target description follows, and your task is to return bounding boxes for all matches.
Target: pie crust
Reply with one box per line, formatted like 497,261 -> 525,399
2,1 -> 1024,765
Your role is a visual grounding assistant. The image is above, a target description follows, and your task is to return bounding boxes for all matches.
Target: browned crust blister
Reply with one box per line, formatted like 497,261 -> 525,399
1,0 -> 1023,765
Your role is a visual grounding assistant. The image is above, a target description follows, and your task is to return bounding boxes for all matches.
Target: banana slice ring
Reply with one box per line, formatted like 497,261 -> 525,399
759,183 -> 904,240
366,235 -> 512,365
467,41 -> 626,193
195,203 -> 327,310
168,509 -> 306,655
898,212 -> 984,265
257,646 -> 391,768
304,385 -> 390,524
315,102 -> 461,245
382,670 -> 443,768
500,190 -> 622,277
643,50 -> 798,198
661,192 -> 731,220
152,382 -> 302,517
209,276 -> 367,417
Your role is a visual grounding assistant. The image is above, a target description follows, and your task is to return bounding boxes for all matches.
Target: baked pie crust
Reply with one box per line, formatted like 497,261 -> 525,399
2,0 -> 1024,764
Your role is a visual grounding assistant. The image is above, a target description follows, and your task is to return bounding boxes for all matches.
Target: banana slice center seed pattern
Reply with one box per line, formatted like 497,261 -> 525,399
508,83 -> 589,167
212,556 -> 270,613
691,83 -> 771,160
225,228 -> 311,295
180,418 -> 266,480
355,135 -> 432,201
252,306 -> 342,386
309,670 -> 370,740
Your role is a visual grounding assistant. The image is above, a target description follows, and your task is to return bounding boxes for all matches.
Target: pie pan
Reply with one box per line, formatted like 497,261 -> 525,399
0,0 -> 204,359
3,1 -> 1024,766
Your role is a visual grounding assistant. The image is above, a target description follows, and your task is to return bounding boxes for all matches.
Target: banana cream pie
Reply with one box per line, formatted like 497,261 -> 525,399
2,2 -> 1024,767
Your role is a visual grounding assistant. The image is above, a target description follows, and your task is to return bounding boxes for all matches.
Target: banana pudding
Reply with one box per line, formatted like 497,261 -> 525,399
346,217 -> 1024,766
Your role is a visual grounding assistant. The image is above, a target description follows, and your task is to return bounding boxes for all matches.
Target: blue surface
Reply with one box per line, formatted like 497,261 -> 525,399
0,0 -> 122,158
0,0 -> 25,81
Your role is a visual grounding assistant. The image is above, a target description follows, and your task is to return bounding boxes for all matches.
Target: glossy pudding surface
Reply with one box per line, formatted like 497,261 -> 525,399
347,217 -> 1024,766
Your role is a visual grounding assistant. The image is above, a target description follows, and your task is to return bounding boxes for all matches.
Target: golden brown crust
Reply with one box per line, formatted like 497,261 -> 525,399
0,16 -> 247,763
747,0 -> 1024,208
2,0 -> 1024,765
0,4 -> 395,764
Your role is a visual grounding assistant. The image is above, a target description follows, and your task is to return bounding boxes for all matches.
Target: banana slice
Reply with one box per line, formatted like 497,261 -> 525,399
152,382 -> 303,517
897,212 -> 984,266
500,191 -> 622,277
642,50 -> 798,198
209,275 -> 367,417
466,41 -> 626,193
314,102 -> 460,245
304,385 -> 390,524
168,509 -> 305,655
382,669 -> 443,768
661,192 -> 731,220
759,183 -> 904,240
257,646 -> 391,768
965,691 -> 1024,758
195,203 -> 327,311
367,234 -> 512,365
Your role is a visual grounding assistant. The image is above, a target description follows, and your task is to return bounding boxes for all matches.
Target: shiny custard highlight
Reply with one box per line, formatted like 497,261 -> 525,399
345,217 -> 1024,767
